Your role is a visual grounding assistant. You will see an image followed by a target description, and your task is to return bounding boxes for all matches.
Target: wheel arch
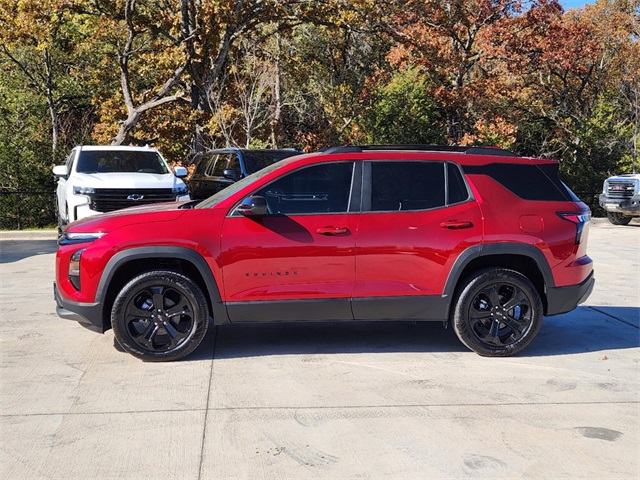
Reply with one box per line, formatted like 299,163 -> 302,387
444,244 -> 554,316
96,247 -> 229,331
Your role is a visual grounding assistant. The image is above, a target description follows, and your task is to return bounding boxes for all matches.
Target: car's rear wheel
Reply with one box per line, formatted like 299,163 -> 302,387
111,270 -> 209,361
452,269 -> 543,357
606,212 -> 632,225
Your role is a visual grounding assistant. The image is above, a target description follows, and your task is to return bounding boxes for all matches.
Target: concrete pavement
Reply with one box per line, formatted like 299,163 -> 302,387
1,219 -> 638,479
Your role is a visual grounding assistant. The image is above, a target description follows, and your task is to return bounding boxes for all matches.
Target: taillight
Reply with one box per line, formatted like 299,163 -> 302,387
557,210 -> 591,244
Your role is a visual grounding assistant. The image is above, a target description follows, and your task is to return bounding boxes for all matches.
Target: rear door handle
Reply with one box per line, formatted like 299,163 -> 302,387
316,226 -> 350,236
440,221 -> 474,229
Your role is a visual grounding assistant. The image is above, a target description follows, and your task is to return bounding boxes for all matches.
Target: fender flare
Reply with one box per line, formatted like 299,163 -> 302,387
442,243 -> 555,300
95,246 -> 229,325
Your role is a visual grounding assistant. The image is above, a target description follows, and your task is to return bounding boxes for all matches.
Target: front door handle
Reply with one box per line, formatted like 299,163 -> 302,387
316,226 -> 350,236
440,220 -> 474,229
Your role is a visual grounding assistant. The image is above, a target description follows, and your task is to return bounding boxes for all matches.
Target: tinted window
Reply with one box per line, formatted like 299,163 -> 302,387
211,154 -> 235,176
227,155 -> 241,175
370,161 -> 445,211
463,163 -> 570,201
255,162 -> 354,214
447,163 -> 470,204
243,151 -> 299,174
192,153 -> 210,175
76,151 -> 168,174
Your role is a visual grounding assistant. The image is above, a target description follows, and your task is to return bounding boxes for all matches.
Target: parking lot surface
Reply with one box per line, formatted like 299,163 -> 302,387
1,219 -> 638,479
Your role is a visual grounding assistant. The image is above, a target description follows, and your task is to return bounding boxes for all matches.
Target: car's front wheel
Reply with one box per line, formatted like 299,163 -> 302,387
452,269 -> 543,357
606,212 -> 632,225
111,270 -> 209,361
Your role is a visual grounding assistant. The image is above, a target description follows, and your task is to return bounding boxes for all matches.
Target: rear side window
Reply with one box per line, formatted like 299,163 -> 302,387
371,161 -> 445,211
368,161 -> 469,212
243,151 -> 298,174
463,163 -> 570,201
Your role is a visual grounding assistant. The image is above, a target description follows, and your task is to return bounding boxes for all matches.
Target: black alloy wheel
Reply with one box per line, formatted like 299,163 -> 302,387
111,270 -> 209,361
453,269 -> 543,357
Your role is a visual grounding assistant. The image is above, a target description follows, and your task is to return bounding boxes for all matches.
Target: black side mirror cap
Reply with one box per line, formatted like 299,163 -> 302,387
237,196 -> 267,216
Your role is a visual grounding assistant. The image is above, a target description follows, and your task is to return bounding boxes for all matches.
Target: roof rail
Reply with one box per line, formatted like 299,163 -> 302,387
323,145 -> 519,157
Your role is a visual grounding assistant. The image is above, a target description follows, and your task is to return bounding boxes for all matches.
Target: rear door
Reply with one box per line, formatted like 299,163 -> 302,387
352,160 -> 483,320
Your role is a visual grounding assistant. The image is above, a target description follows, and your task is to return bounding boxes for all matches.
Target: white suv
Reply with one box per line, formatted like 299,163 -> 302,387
53,145 -> 190,229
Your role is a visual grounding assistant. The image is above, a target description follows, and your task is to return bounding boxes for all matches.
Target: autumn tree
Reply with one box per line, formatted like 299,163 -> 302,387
0,0 -> 93,154
485,0 -> 639,195
370,0 -> 529,143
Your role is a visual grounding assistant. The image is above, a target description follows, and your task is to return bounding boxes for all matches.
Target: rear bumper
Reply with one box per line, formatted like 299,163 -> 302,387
54,282 -> 106,333
546,271 -> 595,316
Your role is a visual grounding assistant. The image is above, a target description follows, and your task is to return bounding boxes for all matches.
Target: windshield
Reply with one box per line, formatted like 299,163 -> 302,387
76,151 -> 169,174
243,151 -> 300,174
195,160 -> 287,209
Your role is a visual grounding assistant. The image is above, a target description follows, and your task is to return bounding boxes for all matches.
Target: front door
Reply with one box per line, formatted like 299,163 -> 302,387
220,161 -> 360,322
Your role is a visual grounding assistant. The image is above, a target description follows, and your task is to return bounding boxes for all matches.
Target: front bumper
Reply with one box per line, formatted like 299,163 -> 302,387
546,271 -> 595,316
54,282 -> 106,333
599,194 -> 640,216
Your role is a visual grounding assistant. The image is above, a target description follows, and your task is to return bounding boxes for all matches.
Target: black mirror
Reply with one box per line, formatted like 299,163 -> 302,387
223,169 -> 239,181
237,196 -> 267,216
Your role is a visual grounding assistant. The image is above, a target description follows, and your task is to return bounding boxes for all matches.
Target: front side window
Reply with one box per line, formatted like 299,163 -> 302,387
254,162 -> 354,215
211,154 -> 235,177
370,161 -> 446,211
226,155 -> 241,176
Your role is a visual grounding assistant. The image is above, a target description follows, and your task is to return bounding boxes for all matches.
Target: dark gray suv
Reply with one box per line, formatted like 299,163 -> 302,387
188,148 -> 301,199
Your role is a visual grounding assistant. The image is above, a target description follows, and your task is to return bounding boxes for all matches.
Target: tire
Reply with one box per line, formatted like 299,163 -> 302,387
452,269 -> 543,357
111,270 -> 209,362
606,212 -> 632,225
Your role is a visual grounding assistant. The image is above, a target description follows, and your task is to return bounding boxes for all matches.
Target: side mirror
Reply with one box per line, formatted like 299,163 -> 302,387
53,165 -> 68,177
174,166 -> 188,178
237,196 -> 267,216
223,169 -> 239,181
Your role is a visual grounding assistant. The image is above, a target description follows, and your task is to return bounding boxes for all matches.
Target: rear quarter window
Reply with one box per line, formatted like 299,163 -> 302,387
463,163 -> 570,201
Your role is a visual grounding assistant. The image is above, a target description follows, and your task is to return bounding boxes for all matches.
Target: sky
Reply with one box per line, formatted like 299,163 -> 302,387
560,0 -> 594,9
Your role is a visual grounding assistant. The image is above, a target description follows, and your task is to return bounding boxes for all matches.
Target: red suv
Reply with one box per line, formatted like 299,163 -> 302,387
54,145 -> 594,361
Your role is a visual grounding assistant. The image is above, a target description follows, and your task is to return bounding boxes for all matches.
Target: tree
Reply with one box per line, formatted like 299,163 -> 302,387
359,66 -> 445,145
376,0 -> 528,142
0,0 -> 93,155
484,0 -> 639,194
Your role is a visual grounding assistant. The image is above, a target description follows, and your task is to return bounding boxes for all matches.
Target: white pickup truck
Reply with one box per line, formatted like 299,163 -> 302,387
53,145 -> 190,231
599,173 -> 640,225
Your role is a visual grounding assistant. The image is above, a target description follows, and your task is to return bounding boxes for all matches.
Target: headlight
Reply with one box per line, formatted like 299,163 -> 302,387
58,232 -> 106,246
602,181 -> 608,194
69,249 -> 84,290
173,184 -> 188,195
73,186 -> 95,195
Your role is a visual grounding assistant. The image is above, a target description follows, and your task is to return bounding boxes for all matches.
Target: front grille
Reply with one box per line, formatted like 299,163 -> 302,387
606,181 -> 636,199
89,188 -> 176,212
